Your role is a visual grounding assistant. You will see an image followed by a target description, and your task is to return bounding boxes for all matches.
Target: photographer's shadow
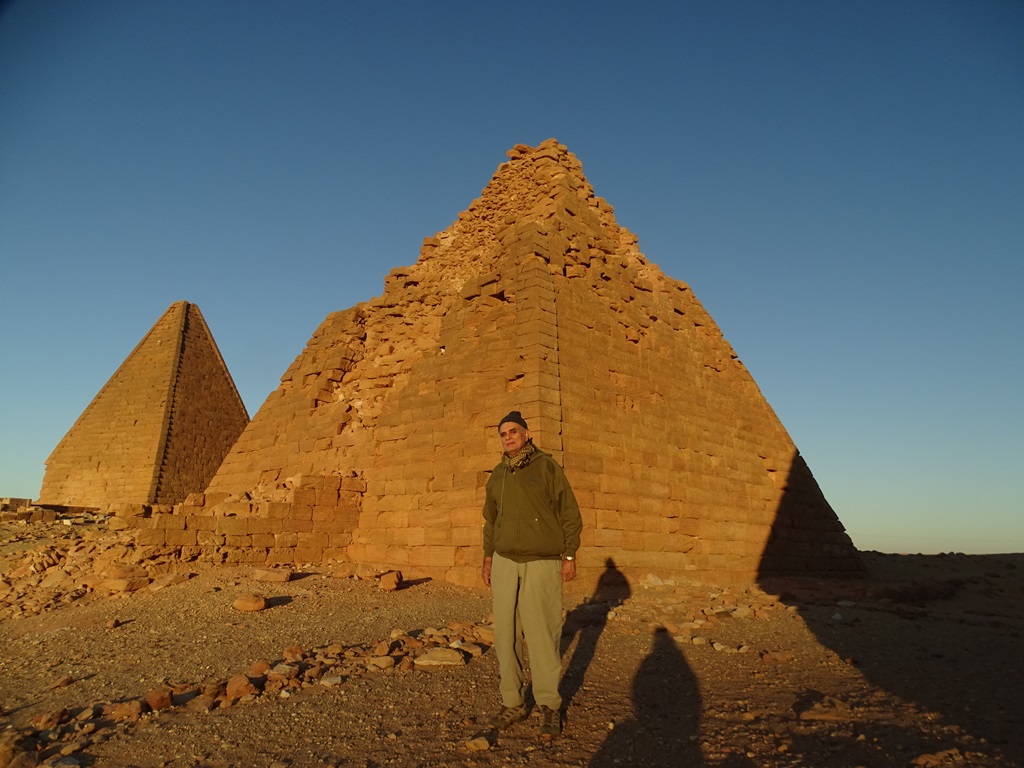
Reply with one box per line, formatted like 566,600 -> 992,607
590,626 -> 705,768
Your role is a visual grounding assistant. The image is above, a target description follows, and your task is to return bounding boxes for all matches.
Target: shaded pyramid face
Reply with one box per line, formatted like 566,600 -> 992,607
205,139 -> 860,585
39,301 -> 249,508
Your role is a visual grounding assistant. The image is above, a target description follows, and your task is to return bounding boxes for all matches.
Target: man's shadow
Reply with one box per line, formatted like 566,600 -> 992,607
560,557 -> 632,708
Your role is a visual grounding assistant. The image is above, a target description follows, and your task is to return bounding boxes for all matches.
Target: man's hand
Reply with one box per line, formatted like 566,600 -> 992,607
481,556 -> 493,587
561,558 -> 577,582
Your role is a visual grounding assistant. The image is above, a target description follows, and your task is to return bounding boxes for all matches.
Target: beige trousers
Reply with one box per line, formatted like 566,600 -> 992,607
491,553 -> 564,710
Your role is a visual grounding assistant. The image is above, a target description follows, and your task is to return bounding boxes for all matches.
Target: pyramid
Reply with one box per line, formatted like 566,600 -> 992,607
39,301 -> 249,508
196,140 -> 861,585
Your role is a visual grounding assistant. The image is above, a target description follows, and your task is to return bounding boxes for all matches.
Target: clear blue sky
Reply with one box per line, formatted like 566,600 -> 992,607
2,1 -> 1021,554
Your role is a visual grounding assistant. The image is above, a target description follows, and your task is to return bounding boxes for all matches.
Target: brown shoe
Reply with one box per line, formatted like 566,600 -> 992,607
487,703 -> 528,730
538,705 -> 561,741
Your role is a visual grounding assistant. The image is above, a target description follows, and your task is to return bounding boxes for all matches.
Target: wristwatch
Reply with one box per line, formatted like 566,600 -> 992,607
563,555 -> 575,561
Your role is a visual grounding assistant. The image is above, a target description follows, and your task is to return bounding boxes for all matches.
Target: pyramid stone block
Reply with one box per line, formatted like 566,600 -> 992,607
39,301 -> 249,507
200,139 -> 860,585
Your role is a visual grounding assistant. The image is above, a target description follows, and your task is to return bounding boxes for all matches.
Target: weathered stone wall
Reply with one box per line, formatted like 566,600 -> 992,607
38,302 -> 248,508
132,140 -> 860,586
110,474 -> 362,566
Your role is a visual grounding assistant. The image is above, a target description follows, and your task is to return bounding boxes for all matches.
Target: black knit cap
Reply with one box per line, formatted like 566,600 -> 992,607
498,410 -> 529,431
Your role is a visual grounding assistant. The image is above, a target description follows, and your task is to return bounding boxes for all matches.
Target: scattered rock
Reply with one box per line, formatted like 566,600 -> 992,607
145,689 -> 173,712
232,594 -> 267,612
47,675 -> 75,690
464,735 -> 491,752
911,748 -> 963,766
225,674 -> 259,700
354,564 -> 378,581
107,699 -> 147,722
413,648 -> 465,667
378,570 -> 402,591
148,572 -> 192,592
796,695 -> 851,722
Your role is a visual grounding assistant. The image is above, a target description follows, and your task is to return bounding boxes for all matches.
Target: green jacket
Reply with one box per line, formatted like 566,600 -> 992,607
482,445 -> 582,562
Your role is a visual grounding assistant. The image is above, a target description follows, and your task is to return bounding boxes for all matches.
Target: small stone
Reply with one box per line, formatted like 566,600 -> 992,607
378,570 -> 402,591
354,564 -> 377,580
105,618 -> 121,629
798,695 -> 851,722
368,656 -> 395,670
100,577 -> 151,593
270,663 -> 300,679
414,648 -> 466,667
226,674 -> 258,699
148,572 -> 191,592
109,699 -> 147,722
254,568 -> 293,583
457,642 -> 483,657
32,707 -> 71,729
48,674 -> 75,690
465,735 -> 491,752
60,741 -> 88,756
145,688 -> 173,711
232,594 -> 267,612
48,757 -> 83,767
473,625 -> 495,644
185,694 -> 217,712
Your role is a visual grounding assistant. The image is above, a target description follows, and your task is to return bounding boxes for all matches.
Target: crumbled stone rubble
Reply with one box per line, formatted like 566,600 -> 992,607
2,515 -> 1018,767
0,612 -> 493,767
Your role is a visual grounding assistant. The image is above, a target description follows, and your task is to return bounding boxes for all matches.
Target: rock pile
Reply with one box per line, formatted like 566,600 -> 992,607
0,519 -> 414,623
0,519 -> 196,621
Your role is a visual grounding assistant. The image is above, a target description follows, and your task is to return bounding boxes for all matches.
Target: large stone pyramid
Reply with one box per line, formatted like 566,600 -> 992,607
39,301 -> 249,508
192,139 -> 860,585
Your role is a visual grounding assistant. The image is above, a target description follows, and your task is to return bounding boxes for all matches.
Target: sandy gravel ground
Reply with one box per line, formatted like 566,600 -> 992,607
1,519 -> 1022,767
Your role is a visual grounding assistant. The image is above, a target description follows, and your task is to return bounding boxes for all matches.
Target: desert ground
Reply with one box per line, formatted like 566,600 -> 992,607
1,516 -> 1021,768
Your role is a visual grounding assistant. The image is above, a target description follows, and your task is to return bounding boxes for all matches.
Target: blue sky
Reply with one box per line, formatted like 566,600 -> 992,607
1,1 -> 1021,554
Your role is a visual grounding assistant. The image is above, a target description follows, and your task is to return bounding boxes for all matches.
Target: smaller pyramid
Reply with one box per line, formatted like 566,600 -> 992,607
38,301 -> 249,508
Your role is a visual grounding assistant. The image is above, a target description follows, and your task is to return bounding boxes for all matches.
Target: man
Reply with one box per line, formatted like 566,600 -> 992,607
481,410 -> 583,741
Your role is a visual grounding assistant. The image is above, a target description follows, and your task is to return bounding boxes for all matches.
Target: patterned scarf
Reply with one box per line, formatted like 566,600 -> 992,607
503,440 -> 536,471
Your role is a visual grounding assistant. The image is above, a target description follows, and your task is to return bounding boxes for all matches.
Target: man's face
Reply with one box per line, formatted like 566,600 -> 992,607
499,422 -> 529,454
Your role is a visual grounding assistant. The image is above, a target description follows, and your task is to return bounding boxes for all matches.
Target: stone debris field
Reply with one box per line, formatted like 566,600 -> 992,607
1,513 -> 1021,767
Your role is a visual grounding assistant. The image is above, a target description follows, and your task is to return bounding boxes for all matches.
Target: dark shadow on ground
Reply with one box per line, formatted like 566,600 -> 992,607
560,558 -> 631,708
758,451 -> 1024,765
397,577 -> 431,588
589,627 -> 704,767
